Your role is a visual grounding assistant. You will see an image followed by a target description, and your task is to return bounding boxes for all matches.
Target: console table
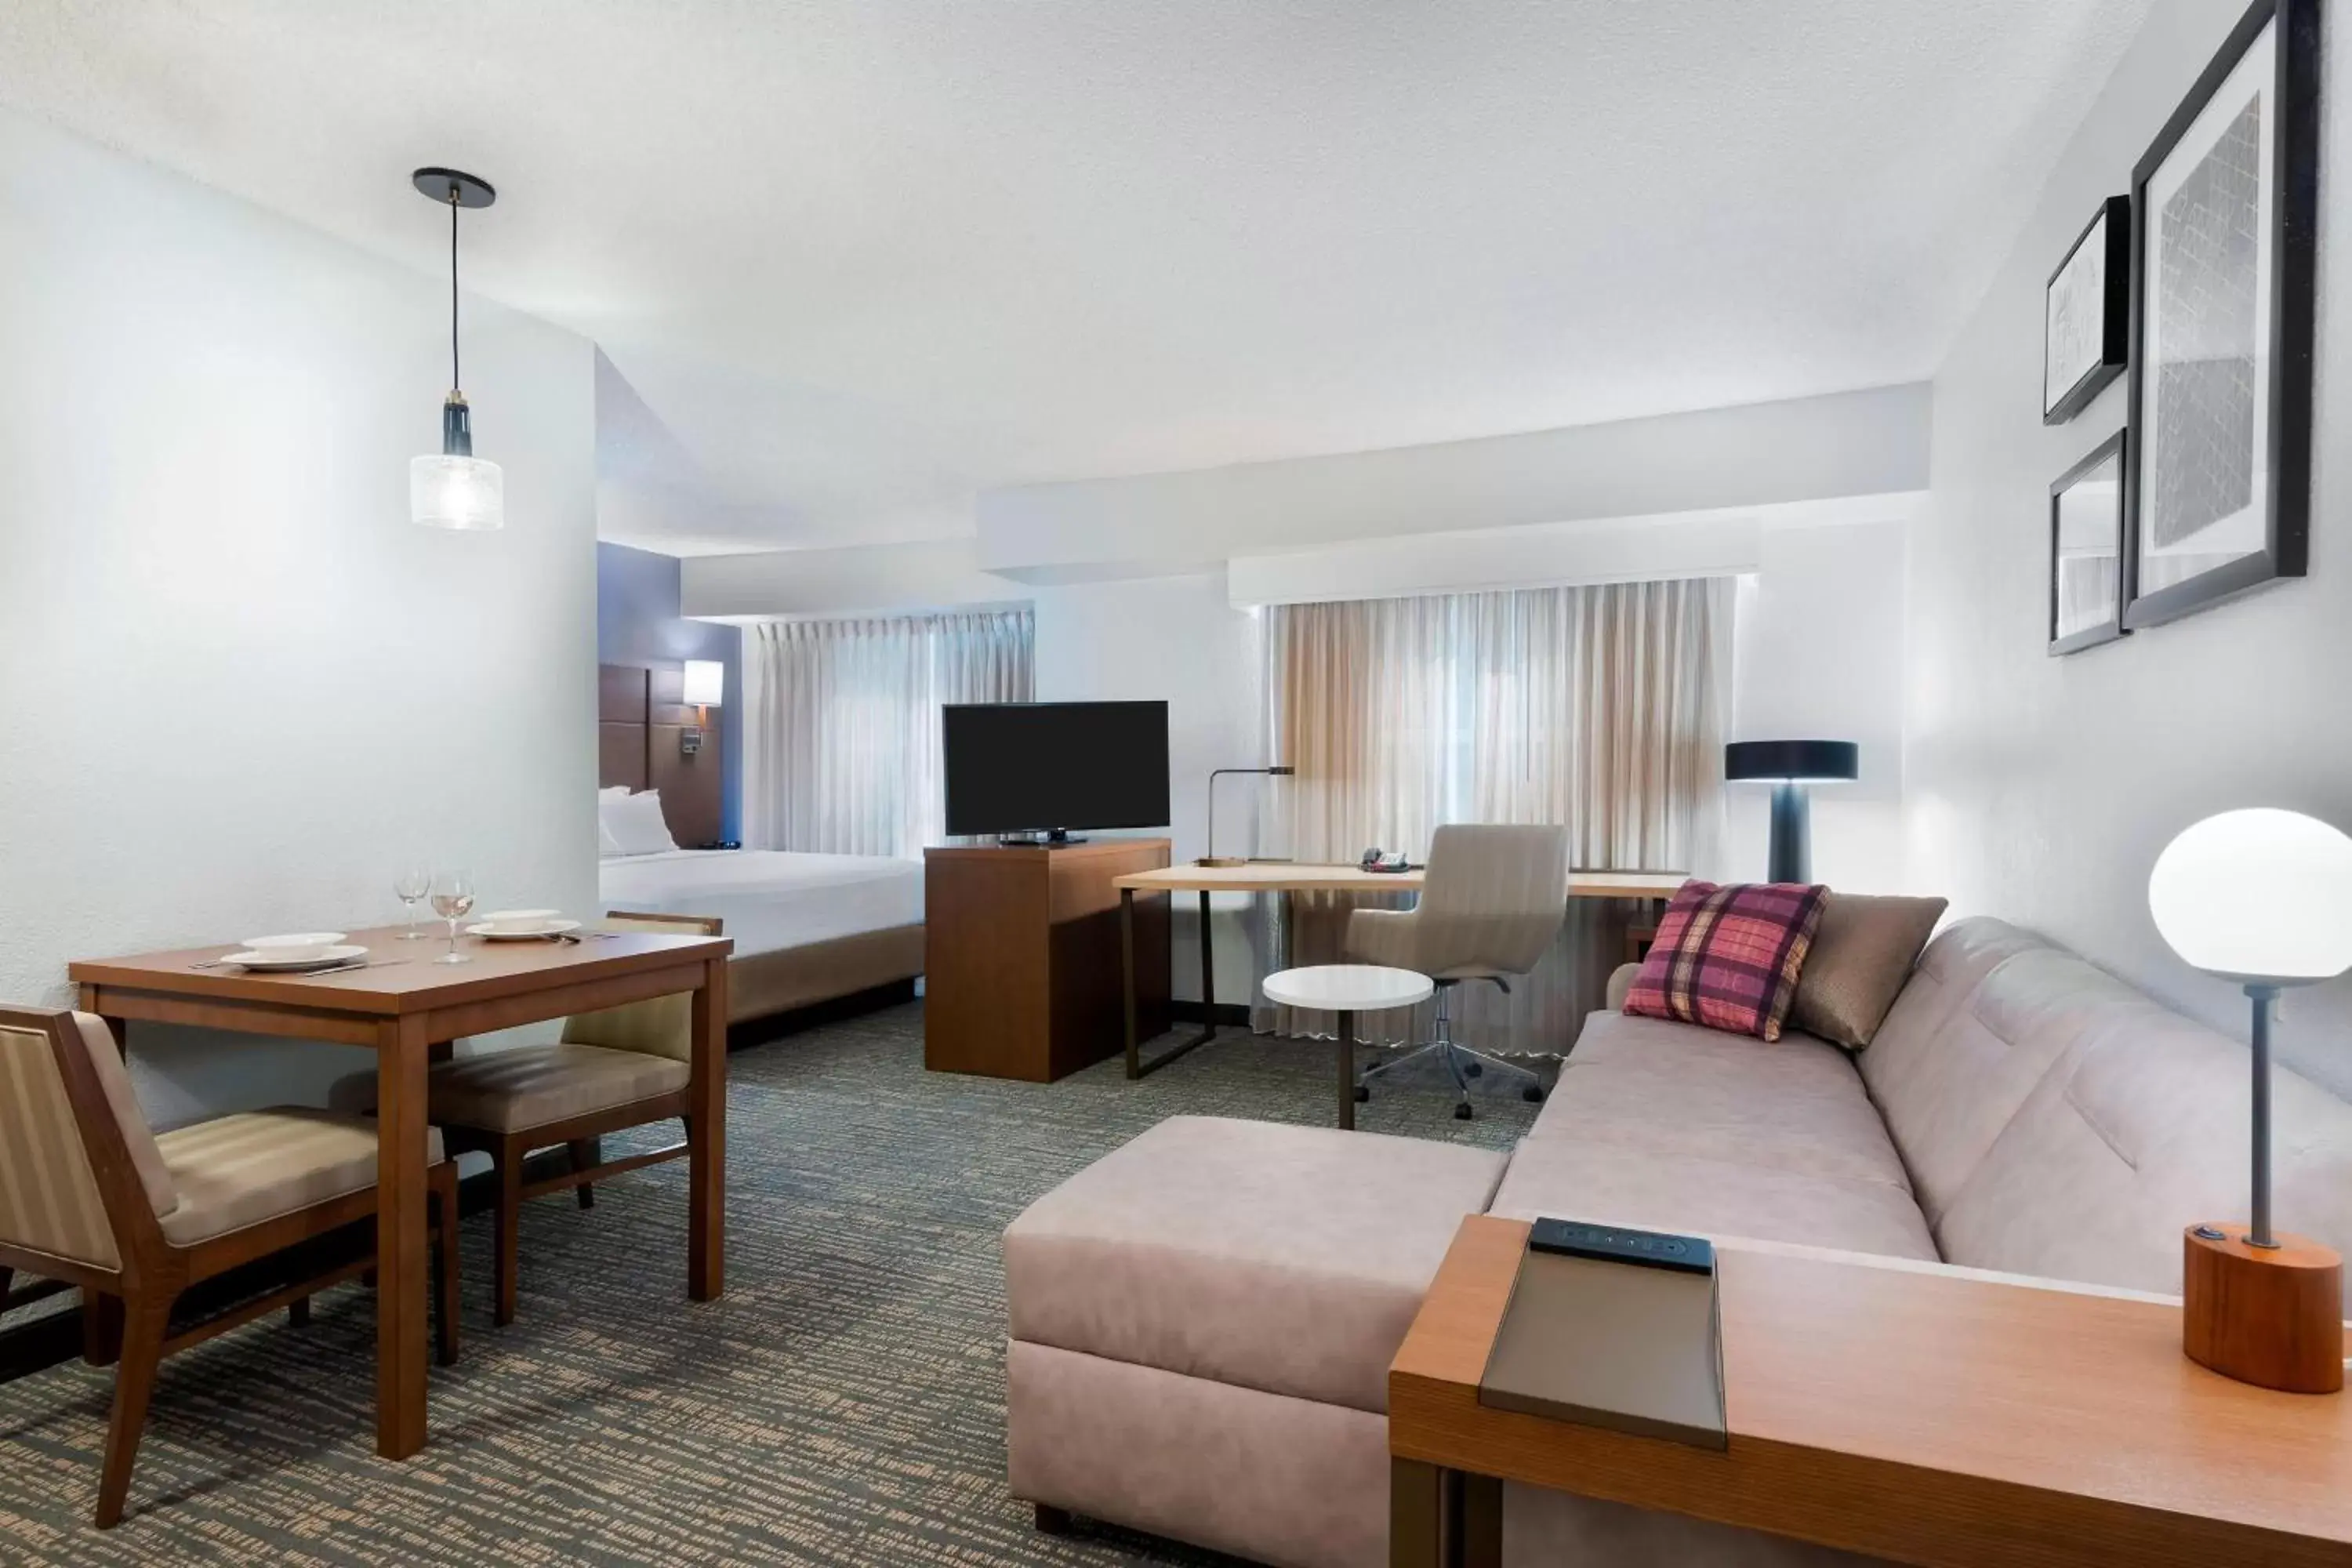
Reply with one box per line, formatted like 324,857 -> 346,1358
1390,1216 -> 2352,1567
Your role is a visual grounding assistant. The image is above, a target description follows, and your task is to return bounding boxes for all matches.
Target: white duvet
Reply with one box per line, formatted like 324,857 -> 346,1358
597,850 -> 923,957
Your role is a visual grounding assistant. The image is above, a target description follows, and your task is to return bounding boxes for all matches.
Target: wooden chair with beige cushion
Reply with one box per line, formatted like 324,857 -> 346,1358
0,1005 -> 460,1528
430,911 -> 723,1327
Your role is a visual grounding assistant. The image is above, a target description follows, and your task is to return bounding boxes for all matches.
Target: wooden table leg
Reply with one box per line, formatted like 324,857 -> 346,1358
374,1015 -> 430,1460
688,956 -> 728,1302
1391,1457 -> 1442,1568
1338,1008 -> 1356,1131
1462,1472 -> 1501,1568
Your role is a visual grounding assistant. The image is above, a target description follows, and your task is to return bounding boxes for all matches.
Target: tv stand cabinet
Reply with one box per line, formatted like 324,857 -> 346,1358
924,838 -> 1171,1081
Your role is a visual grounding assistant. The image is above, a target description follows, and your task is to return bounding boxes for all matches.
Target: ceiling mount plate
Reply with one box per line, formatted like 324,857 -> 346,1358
412,167 -> 496,208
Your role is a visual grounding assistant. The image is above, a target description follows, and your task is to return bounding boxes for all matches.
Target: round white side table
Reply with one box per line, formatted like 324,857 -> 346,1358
1261,964 -> 1434,1130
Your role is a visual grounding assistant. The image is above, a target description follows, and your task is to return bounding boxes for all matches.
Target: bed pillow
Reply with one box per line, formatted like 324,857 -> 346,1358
601,789 -> 678,856
1623,879 -> 1828,1042
1789,892 -> 1949,1049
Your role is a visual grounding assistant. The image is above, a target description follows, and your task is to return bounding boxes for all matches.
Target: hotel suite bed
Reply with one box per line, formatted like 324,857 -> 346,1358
599,848 -> 925,1024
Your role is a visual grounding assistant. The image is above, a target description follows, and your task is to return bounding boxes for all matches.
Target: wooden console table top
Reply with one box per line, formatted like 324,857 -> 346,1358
1389,1215 -> 2352,1567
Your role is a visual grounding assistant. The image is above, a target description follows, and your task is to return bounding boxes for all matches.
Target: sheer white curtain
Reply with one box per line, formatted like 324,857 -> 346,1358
742,611 -> 1034,858
1258,578 -> 1733,1051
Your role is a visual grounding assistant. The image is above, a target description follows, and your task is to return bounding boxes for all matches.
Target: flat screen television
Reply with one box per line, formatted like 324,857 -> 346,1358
942,701 -> 1171,840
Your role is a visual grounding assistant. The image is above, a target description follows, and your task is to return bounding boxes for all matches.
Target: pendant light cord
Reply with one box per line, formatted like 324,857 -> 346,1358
448,191 -> 462,394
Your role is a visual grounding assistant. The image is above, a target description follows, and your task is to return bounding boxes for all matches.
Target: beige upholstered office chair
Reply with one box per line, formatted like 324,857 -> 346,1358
0,1005 -> 460,1528
1344,823 -> 1571,1120
429,911 -> 721,1327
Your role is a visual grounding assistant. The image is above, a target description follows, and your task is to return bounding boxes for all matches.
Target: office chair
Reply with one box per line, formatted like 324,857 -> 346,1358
1345,823 -> 1570,1120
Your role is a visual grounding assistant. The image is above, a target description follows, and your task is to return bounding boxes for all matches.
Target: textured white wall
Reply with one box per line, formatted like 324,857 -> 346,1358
0,108 -> 600,1126
1032,572 -> 1265,1004
1908,0 -> 2352,1096
1727,519 -> 1911,891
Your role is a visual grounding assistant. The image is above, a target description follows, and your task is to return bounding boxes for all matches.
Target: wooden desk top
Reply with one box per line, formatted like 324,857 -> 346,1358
1392,1216 -> 2352,1567
71,924 -> 732,1018
1112,864 -> 1688,899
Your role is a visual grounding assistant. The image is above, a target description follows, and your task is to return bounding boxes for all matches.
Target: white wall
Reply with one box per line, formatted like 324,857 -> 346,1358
0,107 -> 600,1126
1728,519 -> 1911,891
1908,0 -> 2352,1097
1032,572 -> 1264,1004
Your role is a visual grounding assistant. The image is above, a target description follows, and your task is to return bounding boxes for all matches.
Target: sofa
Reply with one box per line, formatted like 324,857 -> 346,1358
1001,917 -> 2352,1566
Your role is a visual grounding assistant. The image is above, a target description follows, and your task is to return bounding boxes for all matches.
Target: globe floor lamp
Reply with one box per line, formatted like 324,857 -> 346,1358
1724,740 -> 1859,884
2149,808 -> 2352,1394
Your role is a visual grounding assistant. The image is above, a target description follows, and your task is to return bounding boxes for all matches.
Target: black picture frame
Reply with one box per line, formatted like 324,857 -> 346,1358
2049,429 -> 2129,655
2122,0 -> 2318,630
2043,196 -> 2130,425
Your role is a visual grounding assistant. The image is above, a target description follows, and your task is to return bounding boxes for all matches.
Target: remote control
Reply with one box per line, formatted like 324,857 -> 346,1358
1530,1218 -> 1714,1276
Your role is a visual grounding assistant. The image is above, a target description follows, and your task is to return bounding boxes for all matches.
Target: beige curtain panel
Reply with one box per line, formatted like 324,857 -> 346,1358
742,610 -> 1035,858
1255,577 -> 1733,1052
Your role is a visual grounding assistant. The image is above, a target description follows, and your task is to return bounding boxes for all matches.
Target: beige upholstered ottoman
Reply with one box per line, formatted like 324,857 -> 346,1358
1003,1114 -> 1508,1568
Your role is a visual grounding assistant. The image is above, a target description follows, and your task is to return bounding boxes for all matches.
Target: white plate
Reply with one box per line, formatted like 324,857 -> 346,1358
225,944 -> 368,971
477,909 -> 558,924
464,918 -> 583,940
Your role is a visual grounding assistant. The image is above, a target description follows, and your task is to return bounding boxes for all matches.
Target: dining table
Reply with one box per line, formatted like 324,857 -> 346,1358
69,922 -> 734,1461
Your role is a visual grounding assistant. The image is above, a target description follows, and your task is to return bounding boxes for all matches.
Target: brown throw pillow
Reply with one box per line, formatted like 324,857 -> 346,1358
1789,893 -> 1948,1049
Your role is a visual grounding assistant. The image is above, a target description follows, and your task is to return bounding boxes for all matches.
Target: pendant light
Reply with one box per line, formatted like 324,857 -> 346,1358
408,167 -> 503,531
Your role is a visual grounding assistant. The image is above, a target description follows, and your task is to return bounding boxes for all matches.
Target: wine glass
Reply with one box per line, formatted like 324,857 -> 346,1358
430,871 -> 477,965
394,865 -> 432,939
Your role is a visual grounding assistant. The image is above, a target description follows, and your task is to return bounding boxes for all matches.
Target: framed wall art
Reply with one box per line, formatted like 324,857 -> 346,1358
2123,0 -> 2319,628
2049,429 -> 2129,655
2045,196 -> 2130,425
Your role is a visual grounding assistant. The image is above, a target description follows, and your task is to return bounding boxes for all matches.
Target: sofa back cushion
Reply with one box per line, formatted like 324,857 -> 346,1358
1857,918 -> 2062,1221
1935,996 -> 2352,1292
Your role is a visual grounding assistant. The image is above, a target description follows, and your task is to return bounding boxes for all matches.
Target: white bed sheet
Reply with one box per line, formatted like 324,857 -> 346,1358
596,850 -> 923,958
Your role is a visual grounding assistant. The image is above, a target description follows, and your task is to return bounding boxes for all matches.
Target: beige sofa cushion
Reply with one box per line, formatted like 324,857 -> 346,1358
157,1109 -> 443,1246
1541,1011 -> 1916,1191
1488,1134 -> 1936,1260
1934,996 -> 2352,1292
1789,894 -> 1948,1048
1004,1115 -> 1507,1414
429,1043 -> 689,1134
1857,919 -> 2077,1222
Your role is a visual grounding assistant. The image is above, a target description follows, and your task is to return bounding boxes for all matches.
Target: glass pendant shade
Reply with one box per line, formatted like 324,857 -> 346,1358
409,453 -> 505,531
2148,808 -> 2352,983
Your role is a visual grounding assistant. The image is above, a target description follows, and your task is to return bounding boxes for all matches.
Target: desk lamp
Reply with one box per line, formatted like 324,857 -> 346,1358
2149,807 -> 2352,1393
1202,766 -> 1293,868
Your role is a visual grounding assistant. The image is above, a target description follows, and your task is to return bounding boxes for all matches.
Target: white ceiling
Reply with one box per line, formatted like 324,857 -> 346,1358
1,0 -> 2151,556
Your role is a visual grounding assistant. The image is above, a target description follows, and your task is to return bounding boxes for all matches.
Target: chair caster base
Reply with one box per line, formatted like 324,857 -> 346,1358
1523,1085 -> 1546,1103
1454,1103 -> 1474,1121
1353,1086 -> 1370,1102
1464,1061 -> 1483,1078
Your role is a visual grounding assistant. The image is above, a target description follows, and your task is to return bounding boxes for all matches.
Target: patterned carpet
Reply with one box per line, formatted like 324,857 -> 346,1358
0,1005 -> 1544,1566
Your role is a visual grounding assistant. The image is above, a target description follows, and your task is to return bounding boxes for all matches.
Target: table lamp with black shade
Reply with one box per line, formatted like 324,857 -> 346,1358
1724,740 -> 1859,884
1201,766 -> 1294,868
2150,808 -> 2352,1394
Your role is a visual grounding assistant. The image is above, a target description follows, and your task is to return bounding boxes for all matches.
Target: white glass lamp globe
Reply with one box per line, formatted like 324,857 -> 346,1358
2148,808 -> 2352,983
409,453 -> 505,531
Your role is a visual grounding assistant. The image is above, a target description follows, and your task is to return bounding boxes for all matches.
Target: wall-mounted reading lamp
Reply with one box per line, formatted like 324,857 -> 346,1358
1202,765 -> 1294,867
681,660 -> 724,755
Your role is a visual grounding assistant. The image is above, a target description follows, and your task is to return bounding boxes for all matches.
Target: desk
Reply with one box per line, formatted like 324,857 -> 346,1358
71,924 -> 733,1461
1390,1216 -> 2352,1568
1109,865 -> 1687,1078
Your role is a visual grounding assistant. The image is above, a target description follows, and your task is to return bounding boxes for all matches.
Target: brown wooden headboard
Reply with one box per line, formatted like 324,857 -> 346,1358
598,662 -> 724,848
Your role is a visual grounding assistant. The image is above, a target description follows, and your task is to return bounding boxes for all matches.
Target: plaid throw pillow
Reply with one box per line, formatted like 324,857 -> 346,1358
1624,880 -> 1828,1042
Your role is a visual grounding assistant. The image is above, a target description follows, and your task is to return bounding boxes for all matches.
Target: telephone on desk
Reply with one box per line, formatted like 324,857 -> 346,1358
1359,848 -> 1413,874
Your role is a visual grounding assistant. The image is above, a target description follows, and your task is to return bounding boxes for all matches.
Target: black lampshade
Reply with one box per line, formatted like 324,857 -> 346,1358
1725,740 -> 1859,783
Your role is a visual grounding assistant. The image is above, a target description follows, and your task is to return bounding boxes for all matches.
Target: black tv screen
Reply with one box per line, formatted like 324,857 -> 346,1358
942,701 -> 1171,837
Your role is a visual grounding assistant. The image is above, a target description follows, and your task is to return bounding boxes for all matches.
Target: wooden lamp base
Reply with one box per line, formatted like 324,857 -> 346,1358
2181,1224 -> 2345,1394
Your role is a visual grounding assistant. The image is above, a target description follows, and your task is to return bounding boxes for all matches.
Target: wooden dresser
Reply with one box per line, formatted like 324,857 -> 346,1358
924,839 -> 1171,1081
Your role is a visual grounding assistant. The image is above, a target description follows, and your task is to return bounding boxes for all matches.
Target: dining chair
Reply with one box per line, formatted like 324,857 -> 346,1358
428,911 -> 723,1327
0,1005 -> 461,1528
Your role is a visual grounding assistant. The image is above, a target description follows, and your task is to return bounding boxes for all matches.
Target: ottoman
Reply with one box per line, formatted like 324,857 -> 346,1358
1003,1114 -> 1508,1568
